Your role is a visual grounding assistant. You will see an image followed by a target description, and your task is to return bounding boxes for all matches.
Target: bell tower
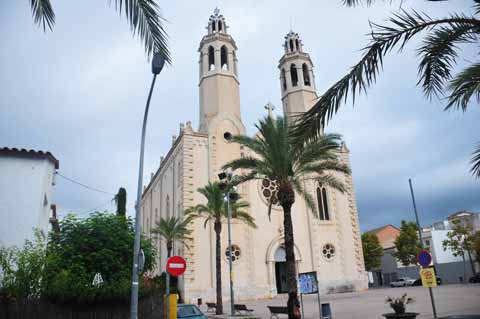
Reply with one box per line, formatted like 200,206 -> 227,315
198,8 -> 243,134
278,31 -> 317,118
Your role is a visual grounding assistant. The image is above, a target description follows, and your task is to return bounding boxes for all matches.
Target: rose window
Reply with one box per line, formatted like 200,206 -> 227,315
261,178 -> 280,206
322,244 -> 335,260
225,245 -> 241,262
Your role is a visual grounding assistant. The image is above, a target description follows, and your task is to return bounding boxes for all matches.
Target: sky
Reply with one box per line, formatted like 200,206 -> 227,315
0,0 -> 478,232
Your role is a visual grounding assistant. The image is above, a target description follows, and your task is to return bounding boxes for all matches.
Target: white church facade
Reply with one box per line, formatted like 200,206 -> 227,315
140,9 -> 367,302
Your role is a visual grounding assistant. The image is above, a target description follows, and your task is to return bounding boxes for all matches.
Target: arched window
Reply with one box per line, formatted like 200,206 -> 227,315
290,64 -> 298,87
221,45 -> 228,70
218,21 -> 223,32
316,186 -> 330,220
212,21 -> 216,32
289,39 -> 294,52
295,39 -> 299,51
208,46 -> 215,71
281,68 -> 287,90
302,63 -> 311,86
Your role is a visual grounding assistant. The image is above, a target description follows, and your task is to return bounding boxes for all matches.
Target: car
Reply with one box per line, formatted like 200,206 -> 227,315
390,277 -> 416,287
412,277 -> 442,286
469,273 -> 480,283
177,304 -> 208,319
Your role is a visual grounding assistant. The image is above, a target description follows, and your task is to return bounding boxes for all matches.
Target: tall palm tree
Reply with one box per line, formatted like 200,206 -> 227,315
184,182 -> 256,315
294,0 -> 480,177
150,216 -> 192,258
28,0 -> 170,61
223,116 -> 350,319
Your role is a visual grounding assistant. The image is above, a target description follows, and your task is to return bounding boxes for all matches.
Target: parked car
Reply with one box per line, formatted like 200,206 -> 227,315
412,277 -> 442,286
469,273 -> 480,283
390,277 -> 416,287
177,304 -> 208,319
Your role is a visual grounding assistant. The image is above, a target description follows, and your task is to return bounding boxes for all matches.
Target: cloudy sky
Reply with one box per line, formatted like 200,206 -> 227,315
1,0 -> 478,231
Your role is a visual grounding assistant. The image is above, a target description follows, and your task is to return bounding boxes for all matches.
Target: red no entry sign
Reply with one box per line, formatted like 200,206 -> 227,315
166,255 -> 186,277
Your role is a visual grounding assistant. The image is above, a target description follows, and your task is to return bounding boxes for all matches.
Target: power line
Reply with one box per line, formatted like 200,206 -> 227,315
56,172 -> 115,196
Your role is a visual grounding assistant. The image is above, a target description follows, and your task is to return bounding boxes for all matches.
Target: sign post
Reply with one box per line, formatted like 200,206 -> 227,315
409,179 -> 437,319
166,256 -> 187,319
299,271 -> 327,318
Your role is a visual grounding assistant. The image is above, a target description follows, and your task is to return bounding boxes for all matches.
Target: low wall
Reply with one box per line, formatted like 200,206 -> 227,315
0,293 -> 163,319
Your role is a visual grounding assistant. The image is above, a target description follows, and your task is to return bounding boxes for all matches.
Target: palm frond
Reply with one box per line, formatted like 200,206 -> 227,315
231,211 -> 257,228
445,62 -> 480,111
470,142 -> 480,178
293,10 -> 480,140
111,0 -> 171,62
316,175 -> 348,194
301,161 -> 352,177
344,0 -> 451,7
418,23 -> 478,98
291,179 -> 317,216
30,0 -> 55,31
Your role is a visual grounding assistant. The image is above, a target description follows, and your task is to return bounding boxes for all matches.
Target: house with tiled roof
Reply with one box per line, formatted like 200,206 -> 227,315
0,147 -> 59,248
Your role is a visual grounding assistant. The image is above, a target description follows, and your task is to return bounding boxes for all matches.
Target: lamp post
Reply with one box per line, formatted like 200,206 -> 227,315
130,53 -> 165,319
218,170 -> 238,317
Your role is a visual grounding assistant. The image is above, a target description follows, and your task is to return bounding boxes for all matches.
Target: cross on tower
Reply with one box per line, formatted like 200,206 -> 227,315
214,7 -> 220,16
264,102 -> 275,118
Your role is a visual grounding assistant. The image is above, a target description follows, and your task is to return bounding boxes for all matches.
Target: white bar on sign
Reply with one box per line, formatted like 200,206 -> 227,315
170,263 -> 185,269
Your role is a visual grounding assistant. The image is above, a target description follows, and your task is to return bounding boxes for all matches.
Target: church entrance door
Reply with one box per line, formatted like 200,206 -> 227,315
275,262 -> 288,293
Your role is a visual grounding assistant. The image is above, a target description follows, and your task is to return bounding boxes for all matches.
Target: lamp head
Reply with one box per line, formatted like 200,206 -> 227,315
218,172 -> 227,181
152,53 -> 166,75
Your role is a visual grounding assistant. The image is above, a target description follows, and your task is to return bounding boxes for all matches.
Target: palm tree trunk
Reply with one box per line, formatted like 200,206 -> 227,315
214,220 -> 223,315
167,241 -> 173,258
279,185 -> 299,319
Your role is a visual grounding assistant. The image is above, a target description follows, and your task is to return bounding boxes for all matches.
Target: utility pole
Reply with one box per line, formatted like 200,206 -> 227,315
408,178 -> 437,319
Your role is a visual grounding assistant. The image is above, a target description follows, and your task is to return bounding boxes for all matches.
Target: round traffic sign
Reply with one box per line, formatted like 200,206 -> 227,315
417,250 -> 432,267
166,255 -> 187,277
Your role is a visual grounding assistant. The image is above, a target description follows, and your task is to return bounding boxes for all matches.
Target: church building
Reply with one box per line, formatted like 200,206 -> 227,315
140,9 -> 367,302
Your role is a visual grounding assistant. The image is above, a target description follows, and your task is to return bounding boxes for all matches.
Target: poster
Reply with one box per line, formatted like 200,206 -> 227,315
420,268 -> 437,288
299,271 -> 318,294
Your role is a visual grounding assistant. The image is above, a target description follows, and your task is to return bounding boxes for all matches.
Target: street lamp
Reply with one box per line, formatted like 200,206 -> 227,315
130,53 -> 165,319
218,170 -> 239,317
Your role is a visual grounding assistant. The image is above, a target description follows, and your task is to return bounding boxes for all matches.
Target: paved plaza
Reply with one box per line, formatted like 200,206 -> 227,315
204,284 -> 480,319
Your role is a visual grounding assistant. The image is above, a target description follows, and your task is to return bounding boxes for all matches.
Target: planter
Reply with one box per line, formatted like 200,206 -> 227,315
383,313 -> 419,319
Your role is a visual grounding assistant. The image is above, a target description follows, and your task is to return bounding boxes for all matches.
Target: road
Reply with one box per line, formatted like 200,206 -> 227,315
209,284 -> 480,319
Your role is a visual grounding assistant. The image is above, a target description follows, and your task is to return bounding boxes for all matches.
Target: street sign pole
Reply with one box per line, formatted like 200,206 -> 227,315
166,272 -> 170,319
409,179 -> 437,319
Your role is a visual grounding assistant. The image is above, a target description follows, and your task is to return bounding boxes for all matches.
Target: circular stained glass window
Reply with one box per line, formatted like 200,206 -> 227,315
322,244 -> 336,260
225,245 -> 241,263
260,178 -> 279,206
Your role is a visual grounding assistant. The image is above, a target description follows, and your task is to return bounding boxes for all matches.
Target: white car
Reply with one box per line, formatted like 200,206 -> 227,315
390,277 -> 415,287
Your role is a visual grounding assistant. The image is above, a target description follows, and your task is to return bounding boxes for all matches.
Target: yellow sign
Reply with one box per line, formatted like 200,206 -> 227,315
420,268 -> 437,288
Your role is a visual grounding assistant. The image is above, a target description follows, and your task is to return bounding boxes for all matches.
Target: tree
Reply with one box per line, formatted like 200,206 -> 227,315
114,187 -> 127,216
0,230 -> 46,302
27,0 -> 170,61
223,116 -> 349,319
151,216 -> 193,258
361,232 -> 383,271
184,182 -> 256,315
473,231 -> 480,264
442,219 -> 476,275
393,221 -> 421,266
294,0 -> 480,178
43,212 -> 156,303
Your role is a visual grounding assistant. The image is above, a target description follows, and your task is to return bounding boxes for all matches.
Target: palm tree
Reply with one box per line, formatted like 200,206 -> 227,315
294,0 -> 480,177
28,0 -> 170,61
222,116 -> 350,319
184,182 -> 256,315
150,216 -> 193,258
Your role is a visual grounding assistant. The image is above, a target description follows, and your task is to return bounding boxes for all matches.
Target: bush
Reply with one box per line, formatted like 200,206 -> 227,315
42,213 -> 157,303
0,230 -> 46,302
